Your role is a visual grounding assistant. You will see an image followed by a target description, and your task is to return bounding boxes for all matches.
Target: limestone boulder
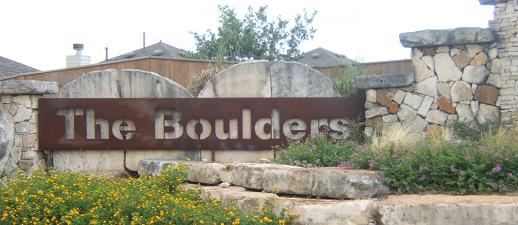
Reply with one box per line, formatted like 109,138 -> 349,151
199,61 -> 271,97
138,160 -> 224,185
399,28 -> 495,47
393,90 -> 406,104
413,56 -> 434,82
397,104 -> 417,122
475,85 -> 498,105
437,96 -> 456,114
471,52 -> 489,65
425,110 -> 448,125
366,89 -> 377,103
453,52 -> 471,69
477,104 -> 500,124
402,116 -> 428,133
59,69 -> 120,98
270,61 -> 337,97
435,53 -> 462,82
462,65 -> 489,84
437,82 -> 451,99
417,96 -> 434,117
379,195 -> 518,225
456,104 -> 476,124
365,107 -> 389,119
119,69 -> 192,98
354,74 -> 414,89
311,168 -> 388,199
403,93 -> 423,110
415,76 -> 438,96
451,81 -> 473,102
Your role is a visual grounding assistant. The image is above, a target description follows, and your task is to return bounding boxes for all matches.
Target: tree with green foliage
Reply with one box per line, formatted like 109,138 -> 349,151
191,5 -> 317,61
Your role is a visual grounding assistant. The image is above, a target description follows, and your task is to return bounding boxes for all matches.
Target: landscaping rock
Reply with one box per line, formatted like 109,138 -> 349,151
196,185 -> 378,225
475,85 -> 498,105
379,195 -> 518,225
311,168 -> 388,199
0,80 -> 58,95
426,110 -> 448,125
462,65 -> 489,84
477,104 -> 501,124
138,160 -> 224,185
415,76 -> 438,96
417,96 -> 434,117
366,107 -> 389,119
354,74 -> 414,89
365,101 -> 377,110
397,104 -> 418,122
437,96 -> 456,114
451,81 -> 473,102
453,52 -> 471,69
403,93 -> 423,110
435,53 -> 463,82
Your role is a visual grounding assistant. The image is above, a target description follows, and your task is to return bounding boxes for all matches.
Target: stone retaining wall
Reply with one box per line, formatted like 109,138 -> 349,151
361,28 -> 502,135
0,80 -> 58,176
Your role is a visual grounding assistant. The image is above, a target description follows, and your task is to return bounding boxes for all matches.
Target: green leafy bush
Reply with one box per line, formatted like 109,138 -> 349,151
277,128 -> 518,194
353,136 -> 518,193
0,163 -> 291,225
275,136 -> 358,167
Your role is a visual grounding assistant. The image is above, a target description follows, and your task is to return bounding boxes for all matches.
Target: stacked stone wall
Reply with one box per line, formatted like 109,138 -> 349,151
362,28 -> 501,135
0,81 -> 57,176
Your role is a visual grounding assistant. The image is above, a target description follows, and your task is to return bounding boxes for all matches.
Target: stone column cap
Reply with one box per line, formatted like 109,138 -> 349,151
479,0 -> 508,5
399,27 -> 495,48
0,80 -> 58,95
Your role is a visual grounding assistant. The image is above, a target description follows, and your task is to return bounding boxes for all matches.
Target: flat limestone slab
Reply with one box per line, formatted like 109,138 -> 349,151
379,194 -> 518,225
138,160 -> 388,199
191,184 -> 378,225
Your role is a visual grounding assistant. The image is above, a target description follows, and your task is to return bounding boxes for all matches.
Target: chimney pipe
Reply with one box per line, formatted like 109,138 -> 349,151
105,47 -> 109,61
143,32 -> 146,49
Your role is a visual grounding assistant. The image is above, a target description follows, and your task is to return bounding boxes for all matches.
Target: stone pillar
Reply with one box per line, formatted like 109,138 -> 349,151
360,28 -> 500,136
483,0 -> 518,124
0,80 -> 58,176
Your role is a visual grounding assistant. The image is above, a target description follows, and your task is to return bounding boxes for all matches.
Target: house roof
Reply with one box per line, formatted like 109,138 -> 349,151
297,47 -> 355,68
0,56 -> 39,77
105,41 -> 187,62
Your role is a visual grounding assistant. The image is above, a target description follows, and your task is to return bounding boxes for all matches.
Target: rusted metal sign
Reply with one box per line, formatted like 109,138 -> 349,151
38,97 -> 364,151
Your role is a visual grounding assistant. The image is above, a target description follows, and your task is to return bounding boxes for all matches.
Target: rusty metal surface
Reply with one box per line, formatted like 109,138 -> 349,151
39,97 -> 365,151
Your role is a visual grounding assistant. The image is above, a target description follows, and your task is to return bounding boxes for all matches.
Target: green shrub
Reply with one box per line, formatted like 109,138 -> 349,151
353,136 -> 518,194
275,136 -> 357,167
448,119 -> 495,141
0,163 -> 292,225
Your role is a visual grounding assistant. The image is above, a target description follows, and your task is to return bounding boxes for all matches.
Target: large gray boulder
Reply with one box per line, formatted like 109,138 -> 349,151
197,61 -> 337,163
139,160 -> 388,199
55,69 -> 194,174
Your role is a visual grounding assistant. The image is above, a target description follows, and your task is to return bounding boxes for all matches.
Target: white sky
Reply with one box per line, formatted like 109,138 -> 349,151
0,0 -> 494,71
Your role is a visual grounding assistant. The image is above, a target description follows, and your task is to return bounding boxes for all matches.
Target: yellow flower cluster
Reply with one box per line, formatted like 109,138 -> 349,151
0,164 -> 292,225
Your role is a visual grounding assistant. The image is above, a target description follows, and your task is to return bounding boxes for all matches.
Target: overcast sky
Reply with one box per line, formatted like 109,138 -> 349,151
0,0 -> 494,71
